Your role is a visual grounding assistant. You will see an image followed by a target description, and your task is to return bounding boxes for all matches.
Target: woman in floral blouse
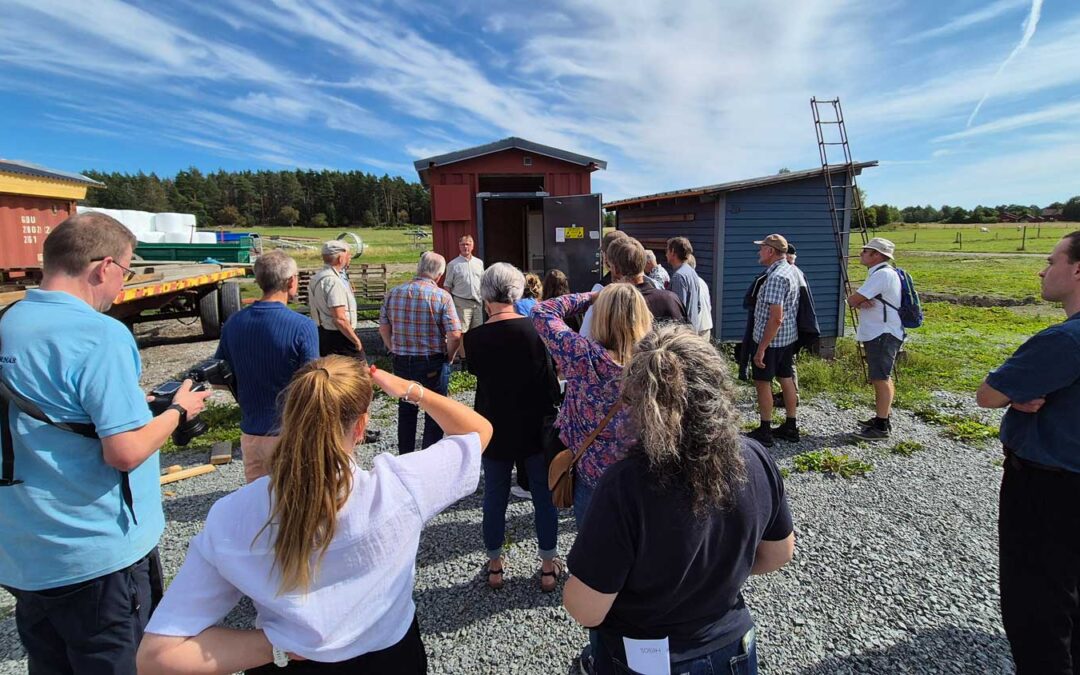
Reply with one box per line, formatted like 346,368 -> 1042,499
532,284 -> 652,525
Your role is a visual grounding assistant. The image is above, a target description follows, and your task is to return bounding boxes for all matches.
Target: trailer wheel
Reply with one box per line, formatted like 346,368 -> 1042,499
199,289 -> 221,339
220,281 -> 242,323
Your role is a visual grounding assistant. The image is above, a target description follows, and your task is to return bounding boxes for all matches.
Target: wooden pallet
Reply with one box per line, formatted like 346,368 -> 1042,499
297,264 -> 388,309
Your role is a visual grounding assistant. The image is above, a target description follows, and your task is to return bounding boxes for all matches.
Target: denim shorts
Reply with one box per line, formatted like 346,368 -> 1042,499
863,333 -> 903,381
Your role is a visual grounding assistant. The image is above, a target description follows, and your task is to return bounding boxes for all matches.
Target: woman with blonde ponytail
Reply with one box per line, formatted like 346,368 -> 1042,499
562,325 -> 794,675
138,355 -> 492,674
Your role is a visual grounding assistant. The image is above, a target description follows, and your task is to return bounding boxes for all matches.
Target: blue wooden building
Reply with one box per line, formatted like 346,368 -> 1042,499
604,162 -> 877,345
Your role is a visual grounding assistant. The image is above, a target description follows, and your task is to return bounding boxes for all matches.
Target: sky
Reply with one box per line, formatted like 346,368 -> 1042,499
1,0 -> 1077,208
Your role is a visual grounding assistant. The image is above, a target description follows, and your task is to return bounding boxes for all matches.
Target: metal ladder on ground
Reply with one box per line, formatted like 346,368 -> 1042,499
811,97 -> 871,369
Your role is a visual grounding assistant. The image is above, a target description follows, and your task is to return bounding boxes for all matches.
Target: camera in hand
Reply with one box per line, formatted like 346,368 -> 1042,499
148,358 -> 234,447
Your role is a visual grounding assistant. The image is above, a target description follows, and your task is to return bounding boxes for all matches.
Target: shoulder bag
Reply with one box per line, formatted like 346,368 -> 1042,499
547,402 -> 621,509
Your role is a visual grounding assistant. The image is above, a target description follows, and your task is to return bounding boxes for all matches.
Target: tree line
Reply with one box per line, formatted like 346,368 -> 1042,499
80,168 -> 432,228
863,196 -> 1080,227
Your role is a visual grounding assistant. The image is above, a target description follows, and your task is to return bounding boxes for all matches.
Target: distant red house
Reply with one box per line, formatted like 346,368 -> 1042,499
1041,208 -> 1063,221
999,212 -> 1021,223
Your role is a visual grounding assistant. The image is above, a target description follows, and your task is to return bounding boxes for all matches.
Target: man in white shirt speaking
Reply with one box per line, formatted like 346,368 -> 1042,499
847,237 -> 904,440
443,235 -> 484,336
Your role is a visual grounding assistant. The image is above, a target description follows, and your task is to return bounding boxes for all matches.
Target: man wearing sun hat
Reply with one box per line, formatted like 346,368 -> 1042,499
846,237 -> 904,440
745,233 -> 802,447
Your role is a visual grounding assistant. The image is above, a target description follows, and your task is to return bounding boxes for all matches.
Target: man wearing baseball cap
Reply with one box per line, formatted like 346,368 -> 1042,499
846,237 -> 903,440
746,233 -> 802,447
310,240 -> 367,361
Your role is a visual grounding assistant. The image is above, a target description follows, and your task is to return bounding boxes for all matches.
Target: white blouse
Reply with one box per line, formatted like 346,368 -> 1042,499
146,433 -> 482,662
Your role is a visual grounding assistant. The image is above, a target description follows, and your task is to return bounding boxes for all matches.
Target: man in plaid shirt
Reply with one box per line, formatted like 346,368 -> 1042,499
379,251 -> 463,454
746,233 -> 801,447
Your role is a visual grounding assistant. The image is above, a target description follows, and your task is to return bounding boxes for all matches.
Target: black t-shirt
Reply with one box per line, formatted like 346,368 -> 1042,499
464,318 -> 560,461
634,281 -> 687,324
568,439 -> 792,659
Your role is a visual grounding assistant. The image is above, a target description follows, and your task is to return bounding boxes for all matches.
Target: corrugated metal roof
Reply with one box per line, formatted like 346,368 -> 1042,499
0,159 -> 105,187
413,137 -> 608,173
604,161 -> 878,209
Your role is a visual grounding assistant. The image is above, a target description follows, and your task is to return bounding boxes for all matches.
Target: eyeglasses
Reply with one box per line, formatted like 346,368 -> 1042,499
93,258 -> 137,282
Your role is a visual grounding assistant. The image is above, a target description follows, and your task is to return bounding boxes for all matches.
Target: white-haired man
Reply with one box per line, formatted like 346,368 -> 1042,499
309,240 -> 366,362
379,252 -> 462,454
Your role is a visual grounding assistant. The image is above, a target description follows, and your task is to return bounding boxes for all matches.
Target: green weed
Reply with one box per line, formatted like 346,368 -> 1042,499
792,449 -> 873,478
890,440 -> 925,457
449,370 -> 477,395
914,408 -> 997,443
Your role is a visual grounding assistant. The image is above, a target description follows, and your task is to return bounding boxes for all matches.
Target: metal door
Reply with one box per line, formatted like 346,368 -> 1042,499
542,194 -> 602,292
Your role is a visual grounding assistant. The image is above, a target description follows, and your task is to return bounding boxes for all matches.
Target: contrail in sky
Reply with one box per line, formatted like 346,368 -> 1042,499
966,0 -> 1043,127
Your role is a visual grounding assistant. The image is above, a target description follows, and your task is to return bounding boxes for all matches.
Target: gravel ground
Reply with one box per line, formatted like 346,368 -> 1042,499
0,322 -> 1017,674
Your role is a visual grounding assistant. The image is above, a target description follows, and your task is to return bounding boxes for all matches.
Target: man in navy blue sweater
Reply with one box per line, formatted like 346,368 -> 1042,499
215,250 -> 318,482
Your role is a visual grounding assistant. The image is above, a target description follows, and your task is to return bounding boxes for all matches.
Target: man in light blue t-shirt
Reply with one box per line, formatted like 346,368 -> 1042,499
0,213 -> 210,674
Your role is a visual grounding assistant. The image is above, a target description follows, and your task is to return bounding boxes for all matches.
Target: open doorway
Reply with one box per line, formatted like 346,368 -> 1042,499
477,194 -> 545,274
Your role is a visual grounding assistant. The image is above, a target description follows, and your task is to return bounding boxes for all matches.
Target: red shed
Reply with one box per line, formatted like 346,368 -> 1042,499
0,160 -> 104,282
414,137 -> 607,292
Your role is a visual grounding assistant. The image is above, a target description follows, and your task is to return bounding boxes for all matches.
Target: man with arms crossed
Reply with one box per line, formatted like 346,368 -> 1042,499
0,213 -> 209,674
977,232 -> 1080,674
846,238 -> 904,440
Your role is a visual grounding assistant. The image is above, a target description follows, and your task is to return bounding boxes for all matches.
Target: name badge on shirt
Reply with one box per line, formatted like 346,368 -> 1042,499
622,637 -> 671,675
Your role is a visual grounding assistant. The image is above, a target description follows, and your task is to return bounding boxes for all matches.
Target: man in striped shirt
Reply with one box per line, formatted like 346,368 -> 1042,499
379,252 -> 463,454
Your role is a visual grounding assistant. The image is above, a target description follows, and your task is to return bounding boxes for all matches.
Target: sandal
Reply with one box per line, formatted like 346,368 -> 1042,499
540,558 -> 565,593
486,557 -> 506,590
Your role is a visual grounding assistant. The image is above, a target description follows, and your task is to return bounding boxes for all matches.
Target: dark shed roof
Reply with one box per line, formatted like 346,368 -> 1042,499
0,159 -> 105,187
604,161 -> 878,209
413,137 -> 608,173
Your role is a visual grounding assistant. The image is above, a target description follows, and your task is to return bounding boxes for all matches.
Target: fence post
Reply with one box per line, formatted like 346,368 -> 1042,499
913,232 -> 917,244
1020,226 -> 1027,251
1038,226 -> 1041,239
958,232 -> 962,250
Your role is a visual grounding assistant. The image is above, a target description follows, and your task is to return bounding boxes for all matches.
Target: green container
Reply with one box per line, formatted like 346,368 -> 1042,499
135,239 -> 251,263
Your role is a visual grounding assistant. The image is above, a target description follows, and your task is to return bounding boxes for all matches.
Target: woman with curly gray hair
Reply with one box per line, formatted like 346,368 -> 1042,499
562,324 -> 794,675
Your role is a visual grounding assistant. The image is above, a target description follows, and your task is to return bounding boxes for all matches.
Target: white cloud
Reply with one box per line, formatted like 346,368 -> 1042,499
899,0 -> 1028,44
935,100 -> 1080,142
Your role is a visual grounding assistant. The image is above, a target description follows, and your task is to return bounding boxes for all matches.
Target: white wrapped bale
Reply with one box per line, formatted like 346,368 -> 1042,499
138,231 -> 166,243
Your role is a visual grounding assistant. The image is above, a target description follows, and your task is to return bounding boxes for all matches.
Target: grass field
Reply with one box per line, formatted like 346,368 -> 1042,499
849,252 -> 1045,302
212,225 -> 433,267
850,223 -> 1078,254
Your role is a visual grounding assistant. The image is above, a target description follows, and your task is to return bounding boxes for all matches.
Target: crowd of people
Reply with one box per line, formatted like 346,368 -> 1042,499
0,210 -> 1077,674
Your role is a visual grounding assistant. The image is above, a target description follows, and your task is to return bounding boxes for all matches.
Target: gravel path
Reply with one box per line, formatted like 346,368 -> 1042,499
0,327 -> 1017,673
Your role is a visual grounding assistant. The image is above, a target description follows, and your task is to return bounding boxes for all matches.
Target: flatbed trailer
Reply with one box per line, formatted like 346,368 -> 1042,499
0,262 -> 249,339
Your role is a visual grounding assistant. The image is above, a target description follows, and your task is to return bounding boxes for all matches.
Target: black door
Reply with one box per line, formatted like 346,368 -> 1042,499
543,194 -> 602,293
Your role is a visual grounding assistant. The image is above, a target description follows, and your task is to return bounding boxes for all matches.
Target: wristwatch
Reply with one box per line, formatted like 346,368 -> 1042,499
166,403 -> 188,425
272,645 -> 289,668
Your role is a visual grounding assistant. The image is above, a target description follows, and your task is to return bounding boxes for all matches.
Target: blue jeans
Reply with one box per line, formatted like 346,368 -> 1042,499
597,628 -> 758,675
573,475 -> 595,527
482,454 -> 558,560
393,354 -> 449,454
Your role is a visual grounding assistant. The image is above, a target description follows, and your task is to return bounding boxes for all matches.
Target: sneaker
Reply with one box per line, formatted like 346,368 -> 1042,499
774,424 -> 800,443
857,417 -> 876,428
853,425 -> 891,441
510,485 -> 531,500
745,426 -> 775,448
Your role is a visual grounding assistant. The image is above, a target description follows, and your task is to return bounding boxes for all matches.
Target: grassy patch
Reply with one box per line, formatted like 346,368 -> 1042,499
449,370 -> 477,395
851,223 -> 1078,255
797,301 -> 1055,406
848,252 -> 1044,303
890,440 -> 925,457
218,226 -> 433,267
162,402 -> 242,454
914,408 -> 998,443
792,449 -> 873,478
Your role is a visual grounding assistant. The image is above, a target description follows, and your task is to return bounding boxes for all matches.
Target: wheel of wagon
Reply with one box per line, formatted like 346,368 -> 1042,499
336,231 -> 365,257
219,281 -> 242,323
199,288 -> 221,339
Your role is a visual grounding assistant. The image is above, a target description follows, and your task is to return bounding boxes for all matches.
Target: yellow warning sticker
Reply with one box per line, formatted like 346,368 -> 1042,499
564,227 -> 584,239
